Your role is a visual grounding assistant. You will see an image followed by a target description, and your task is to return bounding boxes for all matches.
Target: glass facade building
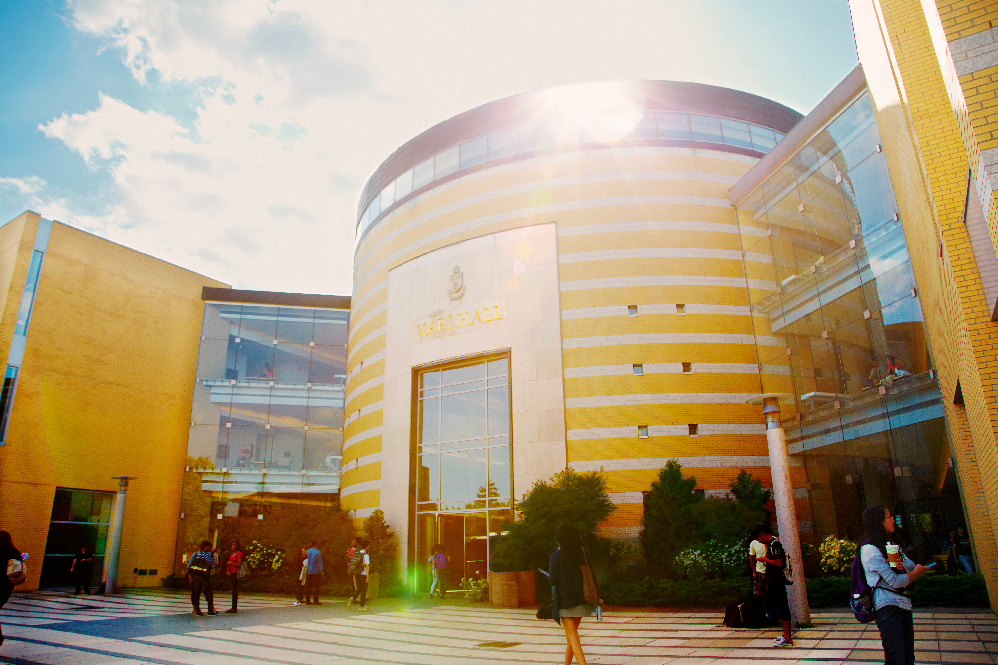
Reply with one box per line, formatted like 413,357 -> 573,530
175,295 -> 349,567
734,91 -> 965,557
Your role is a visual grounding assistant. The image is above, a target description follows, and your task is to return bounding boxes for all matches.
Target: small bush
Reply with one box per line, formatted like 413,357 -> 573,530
673,540 -> 747,580
818,535 -> 857,574
806,573 -> 989,607
245,541 -> 285,574
460,577 -> 489,602
601,577 -> 745,607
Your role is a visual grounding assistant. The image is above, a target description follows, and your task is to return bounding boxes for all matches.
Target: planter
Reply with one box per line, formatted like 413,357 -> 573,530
489,571 -> 537,608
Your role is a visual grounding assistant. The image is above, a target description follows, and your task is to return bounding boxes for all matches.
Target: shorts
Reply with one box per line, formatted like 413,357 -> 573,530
559,604 -> 593,618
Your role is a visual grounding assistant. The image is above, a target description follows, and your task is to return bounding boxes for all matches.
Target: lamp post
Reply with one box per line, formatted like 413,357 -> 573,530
746,393 -> 810,626
104,476 -> 135,595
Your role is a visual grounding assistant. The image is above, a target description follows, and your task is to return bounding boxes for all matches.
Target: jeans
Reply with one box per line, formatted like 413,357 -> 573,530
191,574 -> 214,613
875,605 -> 914,665
75,565 -> 91,594
959,554 -> 974,574
304,573 -> 321,603
429,567 -> 439,595
228,573 -> 238,610
352,575 -> 368,606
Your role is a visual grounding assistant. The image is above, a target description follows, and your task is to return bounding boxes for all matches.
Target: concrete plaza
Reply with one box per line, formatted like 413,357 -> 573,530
0,590 -> 995,664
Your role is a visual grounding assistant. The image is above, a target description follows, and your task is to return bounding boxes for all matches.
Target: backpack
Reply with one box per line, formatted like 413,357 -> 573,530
849,549 -> 877,623
348,549 -> 365,575
434,551 -> 447,570
767,539 -> 793,585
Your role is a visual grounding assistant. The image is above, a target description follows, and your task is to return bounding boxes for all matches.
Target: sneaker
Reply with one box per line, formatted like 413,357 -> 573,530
207,611 -> 220,617
347,597 -> 353,608
293,601 -> 302,606
773,637 -> 792,647
225,609 -> 237,613
192,610 -> 204,616
358,606 -> 369,611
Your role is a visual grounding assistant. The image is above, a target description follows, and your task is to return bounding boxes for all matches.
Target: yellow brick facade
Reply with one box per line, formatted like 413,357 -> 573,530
0,212 -> 227,590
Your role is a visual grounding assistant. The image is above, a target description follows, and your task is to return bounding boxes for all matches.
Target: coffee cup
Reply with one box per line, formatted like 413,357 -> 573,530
886,543 -> 903,570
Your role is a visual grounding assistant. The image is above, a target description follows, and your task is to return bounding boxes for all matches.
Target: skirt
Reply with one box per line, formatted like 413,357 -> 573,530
560,604 -> 593,618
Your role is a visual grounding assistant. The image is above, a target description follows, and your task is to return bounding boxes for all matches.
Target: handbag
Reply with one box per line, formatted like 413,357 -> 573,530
7,557 -> 26,585
580,548 -> 598,604
237,560 -> 250,580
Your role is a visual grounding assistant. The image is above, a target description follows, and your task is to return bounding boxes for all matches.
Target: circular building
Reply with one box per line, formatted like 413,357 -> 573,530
342,80 -> 802,590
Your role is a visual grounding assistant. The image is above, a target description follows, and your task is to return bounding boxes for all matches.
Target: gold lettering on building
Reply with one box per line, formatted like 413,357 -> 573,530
416,305 -> 506,340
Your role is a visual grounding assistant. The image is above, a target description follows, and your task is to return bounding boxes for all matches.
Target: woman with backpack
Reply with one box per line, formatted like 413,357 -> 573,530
549,522 -> 600,665
428,545 -> 449,599
859,505 -> 932,665
751,523 -> 794,647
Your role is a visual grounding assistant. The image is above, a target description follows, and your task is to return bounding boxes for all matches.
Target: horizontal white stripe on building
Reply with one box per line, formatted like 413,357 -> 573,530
566,392 -> 763,408
346,376 -> 385,402
349,327 -> 386,357
556,219 -> 765,238
339,479 -> 381,498
564,362 -> 761,378
347,350 -> 386,383
342,453 -> 382,471
562,304 -> 752,319
608,492 -> 645,504
560,275 -> 776,292
347,303 -> 387,344
343,426 -> 382,451
344,400 -> 383,427
559,248 -> 772,265
567,423 -> 767,439
563,332 -> 784,349
571,455 -> 802,472
353,507 -> 378,519
353,195 -> 738,306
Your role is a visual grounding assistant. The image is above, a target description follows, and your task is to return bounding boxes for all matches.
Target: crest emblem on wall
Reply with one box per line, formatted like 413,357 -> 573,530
448,265 -> 465,300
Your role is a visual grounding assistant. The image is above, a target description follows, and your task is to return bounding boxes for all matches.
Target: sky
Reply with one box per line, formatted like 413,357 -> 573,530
0,1 -> 859,296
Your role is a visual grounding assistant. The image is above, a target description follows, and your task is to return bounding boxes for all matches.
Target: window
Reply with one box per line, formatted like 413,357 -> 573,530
633,364 -> 644,376
459,135 -> 488,169
638,425 -> 649,438
682,362 -> 693,374
14,251 -> 44,335
395,169 -> 413,200
488,127 -> 519,159
434,146 -> 459,179
750,125 -> 777,152
380,180 -> 396,210
413,157 -> 434,190
628,305 -> 638,316
657,112 -> 691,140
688,424 -> 699,436
0,366 -> 17,442
690,115 -> 723,143
676,303 -> 686,315
720,118 -> 753,150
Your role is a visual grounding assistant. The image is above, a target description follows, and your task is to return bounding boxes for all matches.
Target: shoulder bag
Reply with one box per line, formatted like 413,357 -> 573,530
7,557 -> 26,585
580,548 -> 599,604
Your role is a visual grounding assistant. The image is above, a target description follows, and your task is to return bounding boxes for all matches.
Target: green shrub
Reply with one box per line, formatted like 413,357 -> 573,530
806,573 -> 989,607
673,540 -> 748,580
641,461 -> 701,569
245,541 -> 285,573
601,577 -> 745,607
460,577 -> 489,601
818,535 -> 857,574
490,469 -> 615,573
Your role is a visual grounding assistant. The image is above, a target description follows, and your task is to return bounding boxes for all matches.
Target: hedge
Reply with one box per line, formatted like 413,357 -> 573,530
807,574 -> 989,608
601,577 -> 746,607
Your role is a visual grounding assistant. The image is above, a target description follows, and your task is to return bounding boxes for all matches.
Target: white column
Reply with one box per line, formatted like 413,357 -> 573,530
104,476 -> 133,595
750,395 -> 810,626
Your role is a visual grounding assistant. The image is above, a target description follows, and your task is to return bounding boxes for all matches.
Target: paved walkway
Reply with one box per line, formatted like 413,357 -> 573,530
0,591 -> 995,664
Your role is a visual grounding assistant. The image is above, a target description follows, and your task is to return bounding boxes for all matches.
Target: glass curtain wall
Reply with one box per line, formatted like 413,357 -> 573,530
413,353 -> 512,593
175,303 -> 347,573
736,92 -> 968,563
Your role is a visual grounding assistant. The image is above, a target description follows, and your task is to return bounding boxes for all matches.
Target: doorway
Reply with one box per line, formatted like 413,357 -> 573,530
40,488 -> 114,589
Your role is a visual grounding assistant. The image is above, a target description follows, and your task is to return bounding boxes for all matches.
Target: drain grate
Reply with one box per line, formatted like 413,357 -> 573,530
475,641 -> 521,648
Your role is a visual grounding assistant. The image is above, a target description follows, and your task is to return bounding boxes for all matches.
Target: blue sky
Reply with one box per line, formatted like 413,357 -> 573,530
0,1 -> 858,294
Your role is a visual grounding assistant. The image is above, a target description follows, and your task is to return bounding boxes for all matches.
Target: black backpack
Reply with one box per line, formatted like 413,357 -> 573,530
348,549 -> 366,575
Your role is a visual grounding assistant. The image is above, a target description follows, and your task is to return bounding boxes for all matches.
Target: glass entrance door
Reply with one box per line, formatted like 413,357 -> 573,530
413,353 -> 512,593
40,488 -> 114,589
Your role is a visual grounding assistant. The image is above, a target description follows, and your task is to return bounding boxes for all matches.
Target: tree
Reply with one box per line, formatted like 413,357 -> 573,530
363,509 -> 398,577
729,470 -> 772,515
640,460 -> 702,569
490,469 -> 615,572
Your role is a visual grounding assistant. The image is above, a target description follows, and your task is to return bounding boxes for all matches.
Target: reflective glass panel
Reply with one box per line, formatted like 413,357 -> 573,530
750,125 -> 777,152
435,146 -> 459,179
303,427 -> 342,471
440,450 -> 488,502
395,169 -> 413,199
312,310 -> 348,345
381,180 -> 395,210
657,112 -> 691,140
690,114 -> 723,143
460,135 -> 488,169
238,306 -> 278,339
276,308 -> 314,345
489,127 -> 519,158
413,157 -> 434,189
720,118 -> 753,149
441,391 -> 488,441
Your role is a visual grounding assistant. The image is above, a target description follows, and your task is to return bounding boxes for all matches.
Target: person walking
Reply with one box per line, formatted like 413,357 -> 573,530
346,538 -> 358,600
0,530 -> 24,647
186,540 -> 218,616
225,540 -> 243,613
549,522 -> 600,665
955,526 -> 974,574
347,539 -> 370,610
859,505 -> 932,665
748,525 -> 767,600
304,540 -> 324,605
751,523 -> 793,647
294,548 -> 307,605
70,544 -> 93,595
428,544 -> 449,598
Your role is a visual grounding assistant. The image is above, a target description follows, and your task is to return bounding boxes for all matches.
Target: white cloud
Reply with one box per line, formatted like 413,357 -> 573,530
26,0 -> 855,294
0,176 -> 46,196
